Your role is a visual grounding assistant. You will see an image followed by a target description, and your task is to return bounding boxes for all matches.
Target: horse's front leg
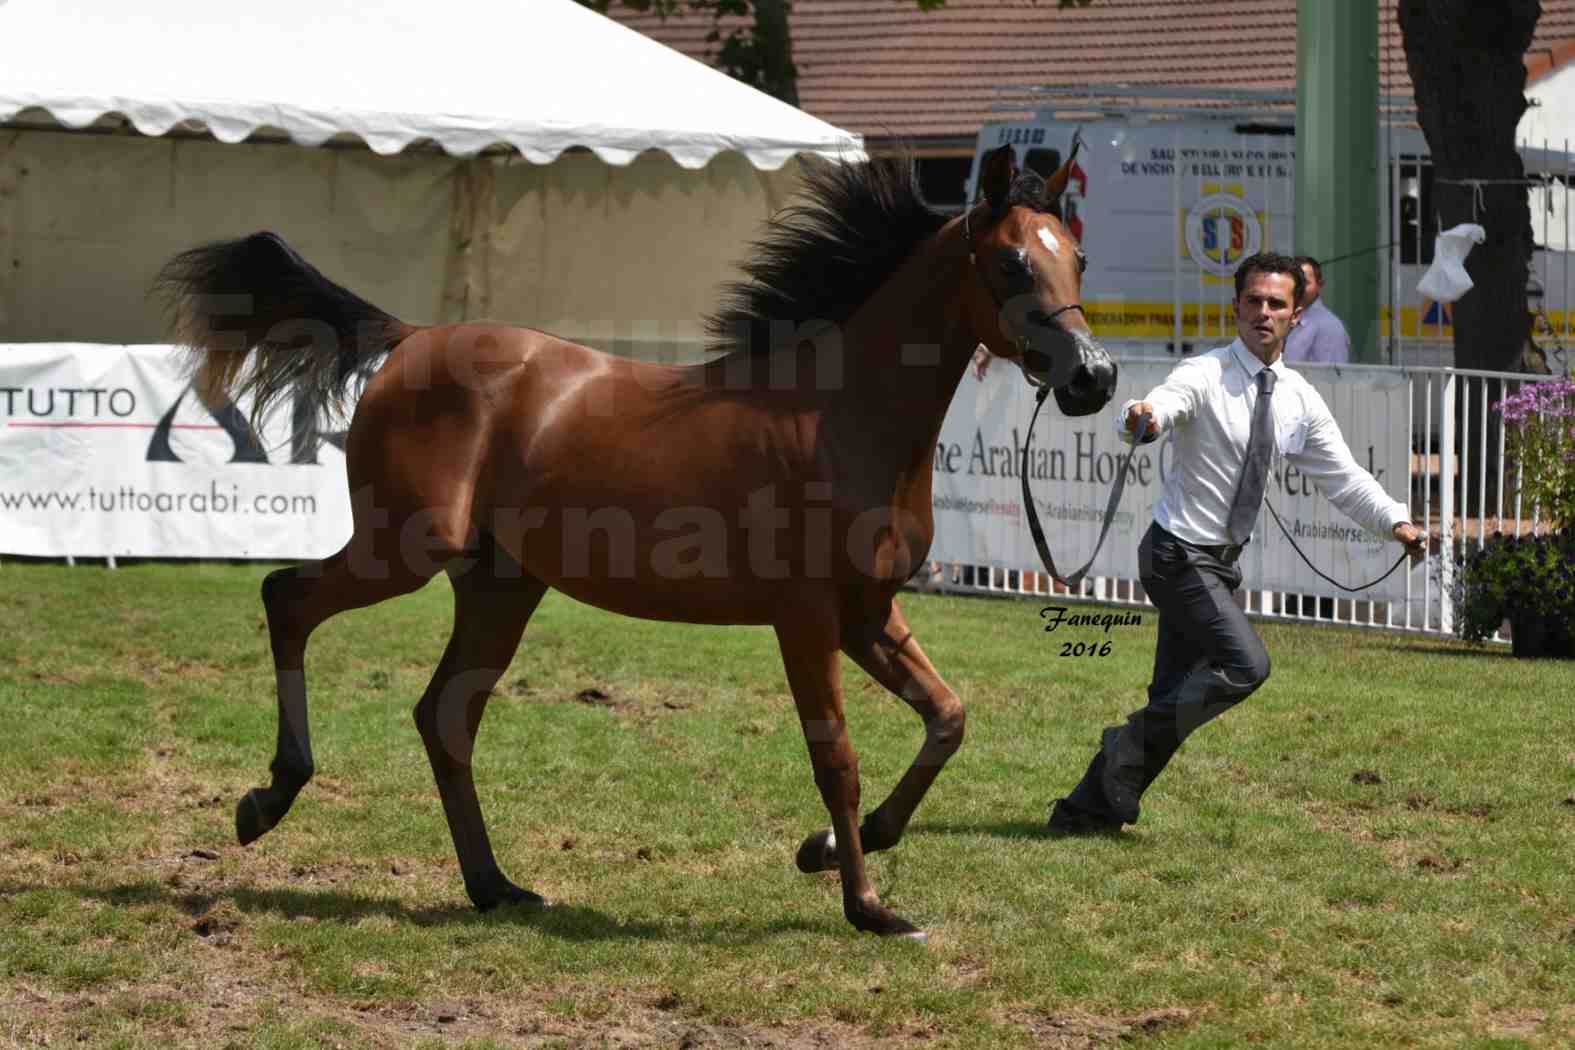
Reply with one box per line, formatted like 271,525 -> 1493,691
795,599 -> 964,873
775,603 -> 925,940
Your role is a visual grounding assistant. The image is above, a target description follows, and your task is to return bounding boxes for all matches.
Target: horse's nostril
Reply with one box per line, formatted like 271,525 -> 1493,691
1069,364 -> 1099,394
1083,357 -> 1117,392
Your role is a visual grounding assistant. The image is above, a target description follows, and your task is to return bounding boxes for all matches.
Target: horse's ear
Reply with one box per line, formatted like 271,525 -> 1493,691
1044,132 -> 1083,208
979,144 -> 1018,215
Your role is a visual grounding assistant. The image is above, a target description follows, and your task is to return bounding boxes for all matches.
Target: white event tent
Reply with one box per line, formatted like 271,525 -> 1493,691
0,0 -> 864,354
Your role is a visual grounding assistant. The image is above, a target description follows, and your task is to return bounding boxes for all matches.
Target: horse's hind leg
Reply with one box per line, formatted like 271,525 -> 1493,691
413,537 -> 548,911
796,599 -> 964,874
239,538 -> 432,845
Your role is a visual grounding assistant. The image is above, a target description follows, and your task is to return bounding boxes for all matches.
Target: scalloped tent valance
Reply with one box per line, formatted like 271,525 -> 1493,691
0,0 -> 863,170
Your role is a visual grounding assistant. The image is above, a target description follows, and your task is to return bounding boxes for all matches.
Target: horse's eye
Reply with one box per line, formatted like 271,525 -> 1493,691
1077,253 -> 1089,275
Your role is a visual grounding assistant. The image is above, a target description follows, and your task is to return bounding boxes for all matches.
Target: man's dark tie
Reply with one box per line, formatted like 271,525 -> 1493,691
1227,368 -> 1276,545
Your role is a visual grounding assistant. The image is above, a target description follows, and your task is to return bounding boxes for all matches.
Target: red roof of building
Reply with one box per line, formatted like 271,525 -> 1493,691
608,0 -> 1575,150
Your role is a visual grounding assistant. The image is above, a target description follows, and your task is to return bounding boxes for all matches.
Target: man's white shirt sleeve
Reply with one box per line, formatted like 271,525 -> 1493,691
1113,357 -> 1209,440
1285,385 -> 1410,537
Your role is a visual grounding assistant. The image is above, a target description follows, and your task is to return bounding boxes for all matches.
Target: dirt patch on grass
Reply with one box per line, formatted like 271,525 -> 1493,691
1483,1007 -> 1546,1039
3,977 -> 926,1050
1302,801 -> 1375,843
1301,800 -> 1478,876
1402,793 -> 1499,821
123,650 -> 230,687
1008,1006 -> 1196,1048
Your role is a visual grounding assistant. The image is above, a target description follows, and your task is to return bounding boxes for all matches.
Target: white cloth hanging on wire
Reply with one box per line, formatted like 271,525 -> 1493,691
1416,223 -> 1487,303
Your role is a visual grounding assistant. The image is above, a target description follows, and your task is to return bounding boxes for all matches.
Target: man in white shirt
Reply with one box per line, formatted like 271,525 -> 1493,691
1048,252 -> 1425,835
1281,256 -> 1351,365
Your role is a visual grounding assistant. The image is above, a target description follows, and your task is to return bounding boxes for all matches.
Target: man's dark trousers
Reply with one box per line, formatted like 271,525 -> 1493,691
1057,523 -> 1272,825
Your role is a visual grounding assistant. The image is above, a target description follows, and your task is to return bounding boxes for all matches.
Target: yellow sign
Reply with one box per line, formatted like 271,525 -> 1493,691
1083,301 -> 1239,339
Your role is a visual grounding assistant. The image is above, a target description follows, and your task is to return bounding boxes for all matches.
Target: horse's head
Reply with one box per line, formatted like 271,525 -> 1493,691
965,142 -> 1117,417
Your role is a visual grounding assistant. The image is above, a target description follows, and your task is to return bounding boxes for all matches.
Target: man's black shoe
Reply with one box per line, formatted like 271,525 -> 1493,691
1099,726 -> 1143,825
1047,797 -> 1123,836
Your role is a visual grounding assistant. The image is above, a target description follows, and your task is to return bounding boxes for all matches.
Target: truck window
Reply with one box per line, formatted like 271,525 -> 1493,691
915,156 -> 973,213
1395,159 -> 1436,266
1024,148 -> 1063,179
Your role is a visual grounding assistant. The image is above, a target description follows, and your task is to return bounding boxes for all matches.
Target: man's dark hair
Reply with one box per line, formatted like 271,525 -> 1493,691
1294,255 -> 1324,285
1234,251 -> 1305,305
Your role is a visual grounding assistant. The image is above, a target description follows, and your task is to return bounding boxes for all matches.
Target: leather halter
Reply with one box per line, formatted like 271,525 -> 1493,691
962,202 -> 1086,386
963,198 -> 1112,588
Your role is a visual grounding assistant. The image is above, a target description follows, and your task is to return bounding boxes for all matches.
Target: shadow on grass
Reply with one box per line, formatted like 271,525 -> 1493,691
12,879 -> 826,946
911,820 -> 1150,848
1381,643 -> 1518,660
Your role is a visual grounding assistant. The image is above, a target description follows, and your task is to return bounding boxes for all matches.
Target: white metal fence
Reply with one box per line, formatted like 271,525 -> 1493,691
921,366 -> 1564,641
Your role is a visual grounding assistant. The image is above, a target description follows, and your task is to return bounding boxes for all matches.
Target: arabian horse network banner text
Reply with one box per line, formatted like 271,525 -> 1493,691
4,344 -> 1412,600
1,344 -> 352,559
929,357 -> 1413,603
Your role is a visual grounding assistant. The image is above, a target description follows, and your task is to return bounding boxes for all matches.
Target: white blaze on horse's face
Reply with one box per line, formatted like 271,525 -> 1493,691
977,209 -> 1097,391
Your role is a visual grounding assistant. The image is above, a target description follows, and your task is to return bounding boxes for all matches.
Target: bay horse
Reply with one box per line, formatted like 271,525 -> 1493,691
157,144 -> 1116,939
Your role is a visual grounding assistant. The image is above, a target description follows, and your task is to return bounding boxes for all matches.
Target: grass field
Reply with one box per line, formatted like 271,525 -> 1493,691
0,561 -> 1571,1049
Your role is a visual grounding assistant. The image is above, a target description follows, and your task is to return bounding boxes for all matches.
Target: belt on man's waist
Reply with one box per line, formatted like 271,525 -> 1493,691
1153,525 -> 1246,565
1197,542 -> 1245,565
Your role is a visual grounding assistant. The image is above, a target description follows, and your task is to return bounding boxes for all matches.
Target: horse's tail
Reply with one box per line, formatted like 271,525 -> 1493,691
155,231 -> 416,427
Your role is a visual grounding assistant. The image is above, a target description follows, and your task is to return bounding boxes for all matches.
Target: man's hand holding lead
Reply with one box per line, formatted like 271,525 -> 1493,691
1393,522 -> 1428,564
1124,401 -> 1160,442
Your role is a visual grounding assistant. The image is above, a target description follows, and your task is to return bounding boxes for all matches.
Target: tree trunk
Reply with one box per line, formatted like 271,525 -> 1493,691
752,0 -> 799,107
1398,0 -> 1540,373
1398,0 -> 1540,521
706,0 -> 799,107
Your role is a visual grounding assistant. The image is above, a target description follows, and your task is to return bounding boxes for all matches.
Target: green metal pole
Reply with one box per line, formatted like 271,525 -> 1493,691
1296,0 -> 1380,363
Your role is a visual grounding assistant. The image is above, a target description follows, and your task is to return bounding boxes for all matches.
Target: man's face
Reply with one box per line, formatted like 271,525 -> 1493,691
1298,263 -> 1321,306
1234,269 -> 1301,362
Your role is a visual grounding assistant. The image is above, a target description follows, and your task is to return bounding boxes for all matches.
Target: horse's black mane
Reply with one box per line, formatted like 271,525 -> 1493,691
705,155 -> 950,356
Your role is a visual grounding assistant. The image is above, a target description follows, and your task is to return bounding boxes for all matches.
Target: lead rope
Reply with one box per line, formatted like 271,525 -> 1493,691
1263,500 -> 1411,592
1019,405 -> 1413,592
1018,396 -> 1145,589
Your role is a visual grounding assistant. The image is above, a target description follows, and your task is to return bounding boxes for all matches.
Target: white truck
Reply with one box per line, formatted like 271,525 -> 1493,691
964,115 -> 1572,368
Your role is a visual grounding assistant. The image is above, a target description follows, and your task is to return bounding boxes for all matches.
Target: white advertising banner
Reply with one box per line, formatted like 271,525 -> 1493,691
931,357 -> 1414,603
1,344 -> 352,559
5,344 -> 1412,595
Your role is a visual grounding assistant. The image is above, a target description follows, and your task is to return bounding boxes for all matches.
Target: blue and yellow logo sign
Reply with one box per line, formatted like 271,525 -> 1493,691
1182,187 -> 1266,278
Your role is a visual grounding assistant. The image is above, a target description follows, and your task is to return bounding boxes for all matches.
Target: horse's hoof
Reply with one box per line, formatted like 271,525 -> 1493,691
794,829 -> 837,874
234,789 -> 275,846
875,914 -> 926,941
474,891 -> 549,913
469,875 -> 549,912
503,887 -> 549,910
848,900 -> 924,940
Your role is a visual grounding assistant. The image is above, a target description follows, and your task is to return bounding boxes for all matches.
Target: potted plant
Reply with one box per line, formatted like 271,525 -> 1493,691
1453,376 -> 1575,658
1454,529 -> 1575,657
